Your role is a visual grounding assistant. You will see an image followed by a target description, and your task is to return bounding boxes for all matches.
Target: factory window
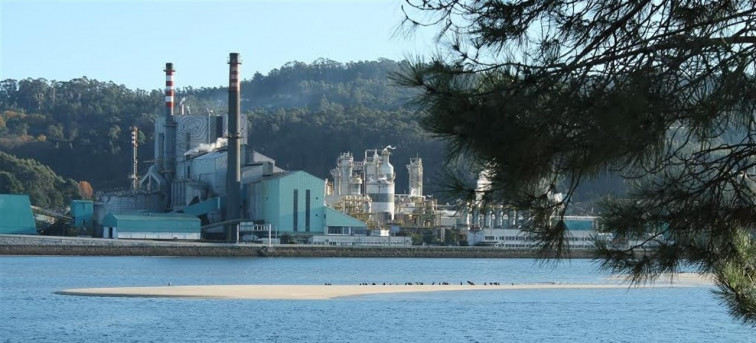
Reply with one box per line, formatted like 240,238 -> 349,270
293,189 -> 299,232
305,189 -> 311,232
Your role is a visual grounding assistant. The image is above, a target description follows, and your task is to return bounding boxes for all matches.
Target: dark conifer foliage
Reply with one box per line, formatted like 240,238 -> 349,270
400,0 -> 756,324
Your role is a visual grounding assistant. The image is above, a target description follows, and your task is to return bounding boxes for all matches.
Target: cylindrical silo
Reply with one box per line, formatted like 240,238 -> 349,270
337,152 -> 353,195
407,157 -> 423,197
494,205 -> 504,228
483,207 -> 492,228
365,148 -> 395,222
349,175 -> 362,195
472,207 -> 480,228
330,168 -> 341,195
459,206 -> 470,227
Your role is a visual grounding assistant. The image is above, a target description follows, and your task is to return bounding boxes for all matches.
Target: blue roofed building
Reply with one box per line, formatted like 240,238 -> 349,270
102,213 -> 201,240
323,207 -> 368,234
253,171 -> 327,235
242,170 -> 408,245
0,194 -> 36,234
71,200 -> 94,230
249,170 -> 369,237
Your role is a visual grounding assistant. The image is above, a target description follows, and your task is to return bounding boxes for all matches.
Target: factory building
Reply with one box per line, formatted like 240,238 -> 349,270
70,200 -> 93,231
0,194 -> 36,234
327,150 -> 440,232
102,213 -> 201,240
89,52 -> 374,243
465,215 -> 600,249
252,171 -> 326,234
328,148 -> 398,223
455,171 -> 603,248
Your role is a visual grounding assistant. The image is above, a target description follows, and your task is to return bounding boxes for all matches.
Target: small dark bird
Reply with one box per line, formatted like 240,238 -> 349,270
467,281 -> 474,285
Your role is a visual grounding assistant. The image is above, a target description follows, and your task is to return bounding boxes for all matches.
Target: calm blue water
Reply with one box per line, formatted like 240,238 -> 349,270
1,257 -> 752,342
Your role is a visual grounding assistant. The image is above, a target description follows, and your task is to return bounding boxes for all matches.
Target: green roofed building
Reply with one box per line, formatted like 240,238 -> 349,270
252,171 -> 330,235
247,170 -> 375,243
323,207 -> 367,234
0,194 -> 36,234
102,213 -> 200,240
71,200 -> 93,230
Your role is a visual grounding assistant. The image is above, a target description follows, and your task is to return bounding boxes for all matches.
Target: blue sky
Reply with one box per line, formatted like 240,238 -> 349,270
0,0 -> 435,90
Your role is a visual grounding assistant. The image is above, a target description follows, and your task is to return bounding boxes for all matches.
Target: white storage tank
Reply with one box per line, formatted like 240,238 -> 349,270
407,157 -> 423,197
366,147 -> 395,221
336,152 -> 354,195
349,175 -> 363,195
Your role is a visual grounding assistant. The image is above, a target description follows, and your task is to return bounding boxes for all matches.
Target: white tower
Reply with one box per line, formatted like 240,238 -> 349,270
364,147 -> 395,222
330,152 -> 354,196
407,157 -> 423,197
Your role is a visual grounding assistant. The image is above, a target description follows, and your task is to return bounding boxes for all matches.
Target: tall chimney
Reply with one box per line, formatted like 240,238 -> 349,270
225,53 -> 242,242
163,63 -> 176,183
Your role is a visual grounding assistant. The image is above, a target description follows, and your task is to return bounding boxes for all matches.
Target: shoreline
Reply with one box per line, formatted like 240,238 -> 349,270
0,234 -> 595,258
57,277 -> 714,300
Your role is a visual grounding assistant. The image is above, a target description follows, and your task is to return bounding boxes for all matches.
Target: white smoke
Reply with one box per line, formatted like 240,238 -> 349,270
183,137 -> 227,156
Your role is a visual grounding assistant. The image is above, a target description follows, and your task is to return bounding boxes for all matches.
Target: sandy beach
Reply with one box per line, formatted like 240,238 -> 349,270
607,272 -> 715,285
57,275 -> 714,300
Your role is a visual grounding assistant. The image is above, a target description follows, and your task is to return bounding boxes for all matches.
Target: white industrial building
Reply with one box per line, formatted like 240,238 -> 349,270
465,216 -> 600,249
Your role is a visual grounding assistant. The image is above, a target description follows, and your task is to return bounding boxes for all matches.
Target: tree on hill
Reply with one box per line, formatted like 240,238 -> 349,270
0,78 -> 161,190
0,151 -> 79,209
78,181 -> 94,200
400,0 -> 756,324
0,171 -> 23,193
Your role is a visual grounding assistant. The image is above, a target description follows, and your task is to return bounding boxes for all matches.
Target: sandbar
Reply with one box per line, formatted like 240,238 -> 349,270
56,276 -> 714,300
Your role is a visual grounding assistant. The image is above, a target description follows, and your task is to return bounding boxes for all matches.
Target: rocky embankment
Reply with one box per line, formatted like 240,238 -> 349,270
0,235 -> 594,258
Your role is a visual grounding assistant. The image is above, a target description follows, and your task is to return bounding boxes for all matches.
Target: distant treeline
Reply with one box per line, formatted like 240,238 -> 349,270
0,59 -> 449,202
0,58 -> 621,209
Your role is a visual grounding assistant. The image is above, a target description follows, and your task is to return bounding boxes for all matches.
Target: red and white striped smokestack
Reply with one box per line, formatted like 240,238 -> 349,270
163,63 -> 177,185
229,56 -> 240,91
165,63 -> 175,113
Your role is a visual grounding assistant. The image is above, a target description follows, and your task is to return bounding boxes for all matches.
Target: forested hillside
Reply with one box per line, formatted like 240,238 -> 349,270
0,77 -> 161,192
0,59 -> 450,198
0,151 -> 79,209
0,58 -> 622,207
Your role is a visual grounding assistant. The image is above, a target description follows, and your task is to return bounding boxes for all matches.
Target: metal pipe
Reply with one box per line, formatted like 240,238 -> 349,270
225,53 -> 242,242
130,126 -> 139,191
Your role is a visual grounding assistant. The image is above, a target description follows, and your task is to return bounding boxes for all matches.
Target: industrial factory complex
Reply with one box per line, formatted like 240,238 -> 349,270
0,52 -> 599,249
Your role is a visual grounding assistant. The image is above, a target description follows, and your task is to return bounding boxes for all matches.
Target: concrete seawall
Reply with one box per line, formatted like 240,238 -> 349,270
0,235 -> 594,258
